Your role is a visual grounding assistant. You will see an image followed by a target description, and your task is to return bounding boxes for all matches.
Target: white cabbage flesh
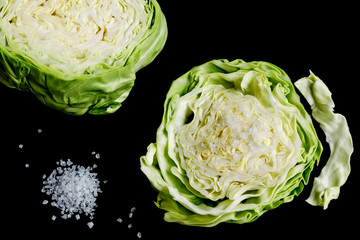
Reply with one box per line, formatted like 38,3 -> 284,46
0,0 -> 150,74
176,85 -> 302,201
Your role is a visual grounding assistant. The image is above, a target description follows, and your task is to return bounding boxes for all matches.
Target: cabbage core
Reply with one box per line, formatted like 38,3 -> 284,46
177,86 -> 301,201
0,0 -> 150,74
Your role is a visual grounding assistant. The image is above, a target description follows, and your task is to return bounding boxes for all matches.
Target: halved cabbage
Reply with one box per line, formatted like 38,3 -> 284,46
0,0 -> 167,115
141,59 -> 352,226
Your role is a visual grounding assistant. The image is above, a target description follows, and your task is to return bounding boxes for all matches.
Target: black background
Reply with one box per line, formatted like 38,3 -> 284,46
1,1 -> 358,239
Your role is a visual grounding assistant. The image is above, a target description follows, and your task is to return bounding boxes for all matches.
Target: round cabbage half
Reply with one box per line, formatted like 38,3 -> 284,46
141,59 -> 353,227
0,0 -> 167,115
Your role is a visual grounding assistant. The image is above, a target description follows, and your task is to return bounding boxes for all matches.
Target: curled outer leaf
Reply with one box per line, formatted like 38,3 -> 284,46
295,72 -> 353,209
0,0 -> 167,115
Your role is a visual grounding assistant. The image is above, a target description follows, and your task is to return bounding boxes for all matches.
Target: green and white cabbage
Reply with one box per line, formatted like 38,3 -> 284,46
141,59 -> 353,227
0,0 -> 167,115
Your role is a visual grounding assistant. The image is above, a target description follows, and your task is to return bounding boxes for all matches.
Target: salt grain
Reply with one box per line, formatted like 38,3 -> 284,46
42,200 -> 48,205
137,232 -> 142,238
51,215 -> 57,221
37,129 -> 42,133
95,153 -> 100,159
18,144 -> 23,149
25,163 -> 29,168
128,223 -> 132,228
66,159 -> 73,166
87,221 -> 94,229
116,218 -> 123,223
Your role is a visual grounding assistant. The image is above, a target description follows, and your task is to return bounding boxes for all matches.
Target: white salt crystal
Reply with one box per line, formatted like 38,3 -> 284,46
42,200 -> 48,205
116,218 -> 122,223
18,144 -> 23,149
137,232 -> 142,238
67,159 -> 73,166
87,221 -> 94,229
130,207 -> 136,212
37,129 -> 42,133
128,224 -> 132,228
95,153 -> 100,159
129,212 -> 133,218
76,214 -> 80,220
25,163 -> 29,168
51,215 -> 57,221
91,151 -> 96,155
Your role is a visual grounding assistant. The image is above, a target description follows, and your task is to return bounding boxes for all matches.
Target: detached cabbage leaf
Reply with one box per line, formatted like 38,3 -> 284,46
0,0 -> 167,115
141,59 -> 352,227
295,72 -> 353,209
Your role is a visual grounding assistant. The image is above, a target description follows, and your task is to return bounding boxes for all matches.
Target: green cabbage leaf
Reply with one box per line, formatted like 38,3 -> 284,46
141,59 -> 352,226
295,72 -> 353,209
0,0 -> 167,115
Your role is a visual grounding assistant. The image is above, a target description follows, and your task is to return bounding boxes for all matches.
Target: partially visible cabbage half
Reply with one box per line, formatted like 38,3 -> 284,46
0,0 -> 167,115
141,59 -> 353,227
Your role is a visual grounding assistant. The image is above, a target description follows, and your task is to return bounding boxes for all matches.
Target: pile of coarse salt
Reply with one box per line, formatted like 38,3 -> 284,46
42,159 -> 101,227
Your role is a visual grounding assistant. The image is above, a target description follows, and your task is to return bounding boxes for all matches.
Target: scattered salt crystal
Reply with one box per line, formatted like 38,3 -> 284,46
129,207 -> 136,218
25,163 -> 29,168
103,180 -> 108,184
116,218 -> 123,223
56,167 -> 63,174
137,232 -> 142,238
37,128 -> 42,133
67,159 -> 73,166
128,224 -> 132,228
87,222 -> 94,229
42,174 -> 47,179
51,215 -> 57,221
95,153 -> 100,159
76,214 -> 80,220
18,144 -> 23,149
91,151 -> 96,155
42,200 -> 48,205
